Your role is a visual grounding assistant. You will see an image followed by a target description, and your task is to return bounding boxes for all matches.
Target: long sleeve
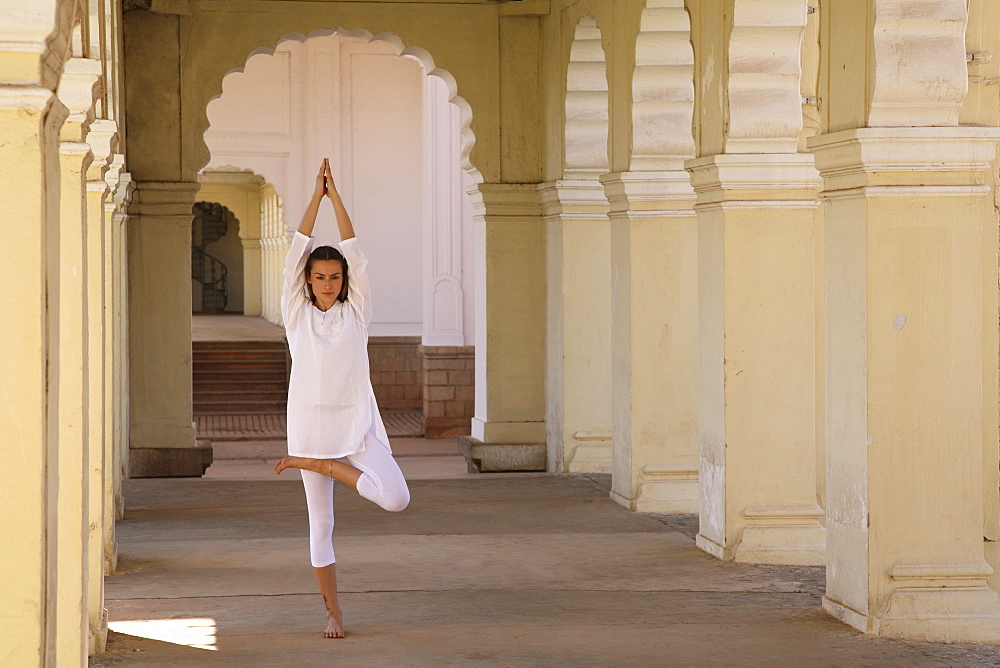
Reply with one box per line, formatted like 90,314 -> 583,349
339,237 -> 372,328
281,231 -> 313,329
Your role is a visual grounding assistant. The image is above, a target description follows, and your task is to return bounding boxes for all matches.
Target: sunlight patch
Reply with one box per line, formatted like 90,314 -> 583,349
108,618 -> 218,651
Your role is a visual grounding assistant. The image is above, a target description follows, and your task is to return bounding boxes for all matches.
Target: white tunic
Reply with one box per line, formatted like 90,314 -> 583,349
282,232 -> 390,459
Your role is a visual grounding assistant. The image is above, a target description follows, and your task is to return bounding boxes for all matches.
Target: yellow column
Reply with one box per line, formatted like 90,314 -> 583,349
84,119 -> 117,654
540,180 -> 612,473
128,181 -> 212,476
602,171 -> 699,513
685,154 -> 824,565
0,83 -> 67,667
55,56 -> 102,667
112,174 -> 133,515
102,155 -> 125,575
459,184 -> 547,471
810,127 -> 1000,643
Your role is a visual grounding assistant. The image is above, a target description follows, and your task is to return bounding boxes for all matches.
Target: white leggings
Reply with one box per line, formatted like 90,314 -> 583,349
300,432 -> 410,567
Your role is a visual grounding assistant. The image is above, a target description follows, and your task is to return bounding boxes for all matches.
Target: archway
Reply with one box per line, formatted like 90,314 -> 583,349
198,30 -> 479,439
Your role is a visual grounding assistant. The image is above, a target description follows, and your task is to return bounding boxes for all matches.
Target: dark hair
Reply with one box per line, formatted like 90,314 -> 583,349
305,246 -> 349,303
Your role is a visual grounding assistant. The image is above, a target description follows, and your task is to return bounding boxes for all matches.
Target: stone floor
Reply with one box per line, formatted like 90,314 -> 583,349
192,314 -> 286,342
92,442 -> 1000,667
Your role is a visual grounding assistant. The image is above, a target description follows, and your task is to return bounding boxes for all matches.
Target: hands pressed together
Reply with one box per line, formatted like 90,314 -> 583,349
313,158 -> 341,200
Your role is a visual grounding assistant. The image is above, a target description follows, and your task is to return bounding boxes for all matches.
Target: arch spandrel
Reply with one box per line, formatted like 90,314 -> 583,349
182,18 -> 494,185
631,0 -> 695,171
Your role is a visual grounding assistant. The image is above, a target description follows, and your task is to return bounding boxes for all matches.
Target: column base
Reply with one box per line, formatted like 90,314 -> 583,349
696,505 -> 826,565
129,440 -> 213,478
458,436 -> 546,472
824,587 -> 1000,644
733,505 -> 826,566
696,532 -> 730,560
103,535 -> 117,575
634,467 -> 699,514
88,608 -> 108,655
567,442 -> 612,473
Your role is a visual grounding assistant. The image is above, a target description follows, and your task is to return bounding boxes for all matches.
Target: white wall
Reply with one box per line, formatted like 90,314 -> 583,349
204,33 -> 474,343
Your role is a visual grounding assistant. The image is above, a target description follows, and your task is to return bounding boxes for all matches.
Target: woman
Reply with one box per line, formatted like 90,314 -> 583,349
274,158 -> 410,639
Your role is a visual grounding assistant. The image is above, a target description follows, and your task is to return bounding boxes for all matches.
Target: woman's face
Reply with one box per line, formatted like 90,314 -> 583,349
307,259 -> 344,303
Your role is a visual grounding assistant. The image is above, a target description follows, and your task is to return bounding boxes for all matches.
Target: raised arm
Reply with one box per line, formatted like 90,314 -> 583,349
298,160 -> 327,237
324,158 -> 356,241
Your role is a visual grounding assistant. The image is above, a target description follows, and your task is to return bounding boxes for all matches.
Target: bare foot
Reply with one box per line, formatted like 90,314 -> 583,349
323,596 -> 345,639
274,456 -> 303,475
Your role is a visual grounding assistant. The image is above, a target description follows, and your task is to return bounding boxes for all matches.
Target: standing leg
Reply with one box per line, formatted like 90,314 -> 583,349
300,469 -> 345,638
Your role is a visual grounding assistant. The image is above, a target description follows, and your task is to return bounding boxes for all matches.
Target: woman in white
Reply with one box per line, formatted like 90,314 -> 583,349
274,158 -> 410,639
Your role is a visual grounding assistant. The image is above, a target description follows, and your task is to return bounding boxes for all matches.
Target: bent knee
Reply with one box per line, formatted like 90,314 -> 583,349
384,489 -> 410,512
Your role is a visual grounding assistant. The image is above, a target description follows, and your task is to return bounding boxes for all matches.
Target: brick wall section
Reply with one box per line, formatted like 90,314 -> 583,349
420,345 -> 475,438
368,337 -> 422,410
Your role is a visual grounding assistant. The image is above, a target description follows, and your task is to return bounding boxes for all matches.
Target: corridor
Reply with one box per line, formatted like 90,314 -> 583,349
92,461 -> 998,667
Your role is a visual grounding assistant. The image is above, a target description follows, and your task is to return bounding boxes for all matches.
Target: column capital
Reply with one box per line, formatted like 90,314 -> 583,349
103,154 -> 126,203
685,153 -> 821,206
600,171 -> 695,217
85,119 -> 119,185
538,178 -> 609,217
808,127 -> 1000,192
467,182 -> 544,218
128,181 -> 200,218
56,58 -> 102,143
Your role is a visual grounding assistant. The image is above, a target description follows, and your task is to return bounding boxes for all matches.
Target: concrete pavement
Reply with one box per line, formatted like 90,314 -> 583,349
92,453 -> 1000,667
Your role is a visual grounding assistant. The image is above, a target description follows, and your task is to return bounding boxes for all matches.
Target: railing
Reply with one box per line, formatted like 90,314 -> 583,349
192,248 -> 228,313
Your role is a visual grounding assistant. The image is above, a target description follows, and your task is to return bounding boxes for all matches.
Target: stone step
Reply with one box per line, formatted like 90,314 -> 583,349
193,380 -> 288,392
191,360 -> 287,372
193,370 -> 287,382
193,401 -> 287,414
193,340 -> 286,351
193,350 -> 287,361
194,390 -> 287,402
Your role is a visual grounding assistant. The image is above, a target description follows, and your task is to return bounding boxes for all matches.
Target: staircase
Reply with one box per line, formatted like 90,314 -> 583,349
193,340 -> 289,415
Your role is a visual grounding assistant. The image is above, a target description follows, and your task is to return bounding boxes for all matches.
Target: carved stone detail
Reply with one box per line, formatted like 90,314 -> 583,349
565,16 -> 608,178
632,0 -> 695,170
726,0 -> 809,153
869,0 -> 968,127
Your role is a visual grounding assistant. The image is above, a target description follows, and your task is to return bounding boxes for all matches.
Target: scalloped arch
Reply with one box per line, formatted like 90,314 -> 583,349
726,0 -> 808,153
631,0 -> 695,171
204,28 -> 482,183
564,16 -> 609,178
869,0 -> 968,127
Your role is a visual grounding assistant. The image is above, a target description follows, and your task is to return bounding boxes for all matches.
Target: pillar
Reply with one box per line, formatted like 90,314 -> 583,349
111,173 -> 133,515
84,118 -> 116,653
0,72 -> 68,668
810,128 -> 1000,642
102,154 -> 126,575
128,181 -> 212,477
540,179 -> 612,473
602,171 -> 699,513
55,56 -> 102,666
459,184 -> 546,472
685,153 -> 824,565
